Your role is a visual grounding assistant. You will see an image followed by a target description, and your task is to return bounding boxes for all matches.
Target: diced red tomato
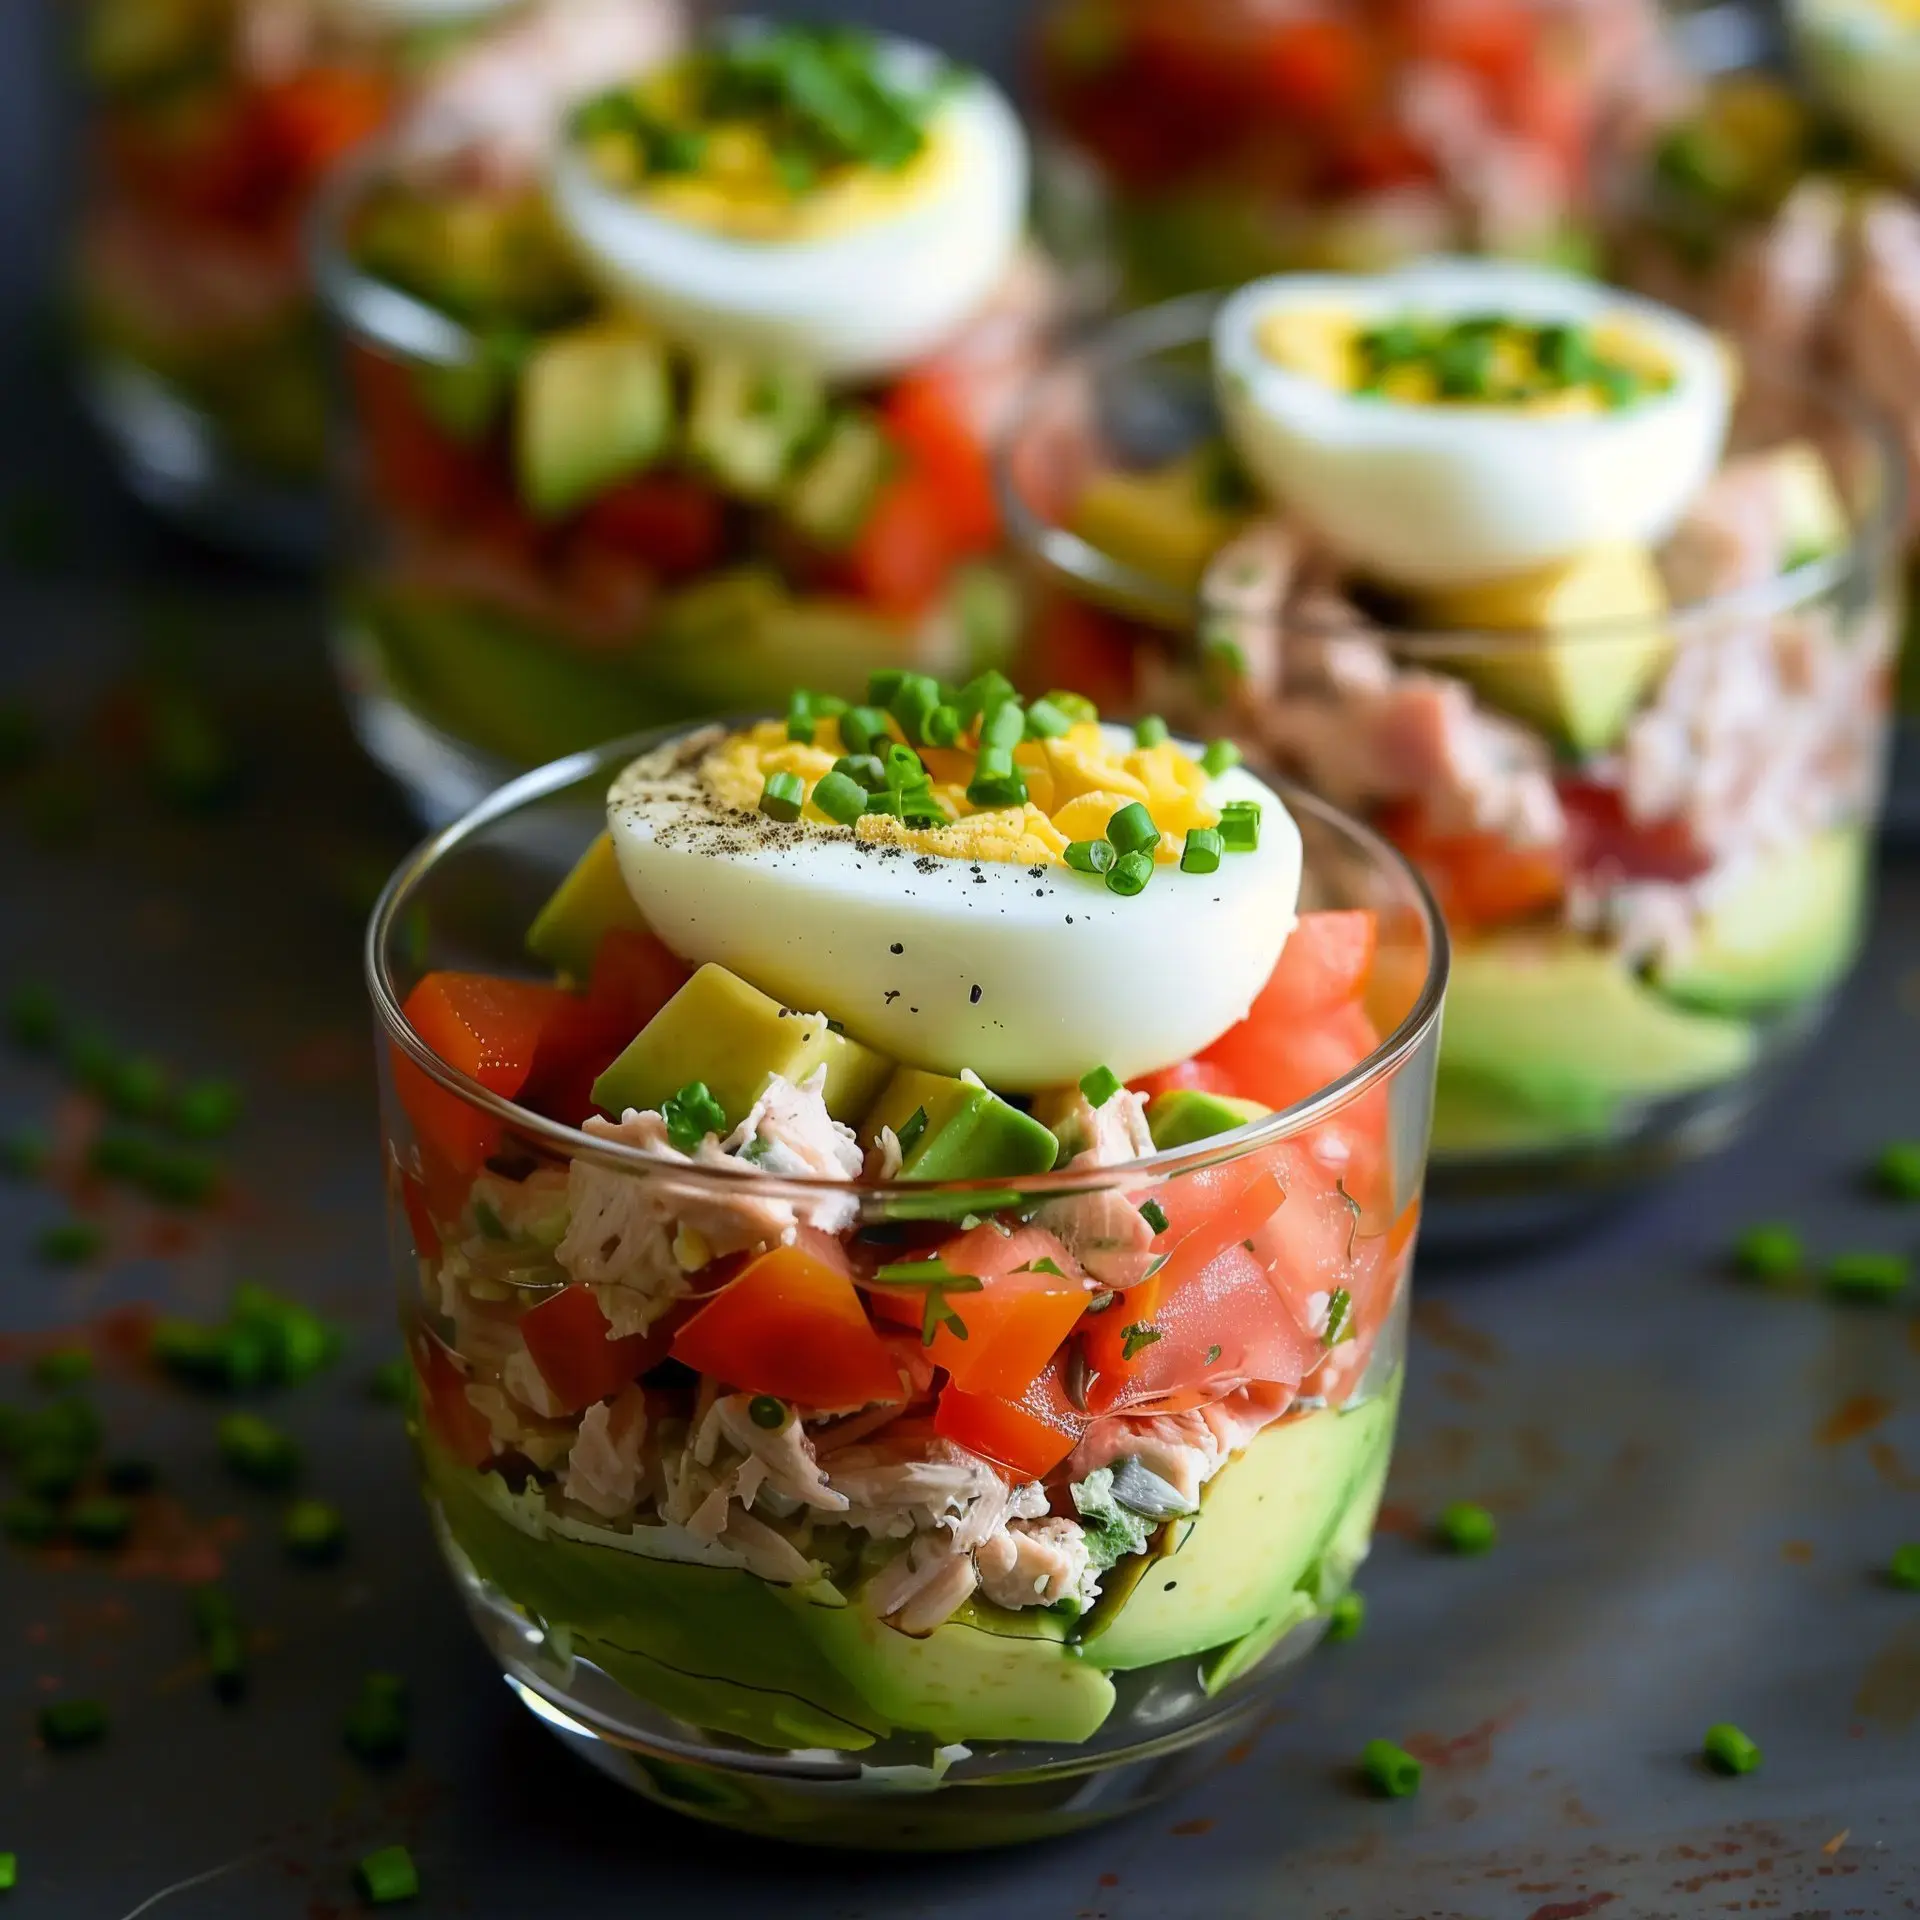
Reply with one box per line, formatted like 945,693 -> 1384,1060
1129,1055 -> 1240,1105
519,929 -> 690,1127
1020,594 -> 1142,715
1205,998 -> 1380,1113
837,466 -> 956,620
1377,798 -> 1567,931
576,475 -> 727,580
1404,0 -> 1540,91
1325,117 -> 1433,194
393,971 -> 575,1179
351,348 -> 498,526
1258,17 -> 1371,119
411,1326 -> 495,1469
882,374 -> 1000,556
670,1234 -> 904,1411
922,1224 -> 1089,1398
519,1285 -> 664,1416
934,1355 -> 1087,1480
1557,779 -> 1711,885
1251,911 -> 1379,1023
254,66 -> 394,177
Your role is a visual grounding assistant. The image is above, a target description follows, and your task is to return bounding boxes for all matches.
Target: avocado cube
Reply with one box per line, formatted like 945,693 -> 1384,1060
687,350 -> 825,501
1765,440 -> 1848,567
1068,451 -> 1248,593
862,1067 -> 1060,1181
526,832 -> 650,983
516,322 -> 672,519
779,409 -> 893,550
411,359 -> 507,445
591,964 -> 890,1129
1146,1090 -> 1272,1150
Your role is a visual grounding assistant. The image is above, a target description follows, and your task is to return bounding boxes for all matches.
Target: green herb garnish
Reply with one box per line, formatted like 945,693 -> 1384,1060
1181,828 -> 1222,875
1702,1722 -> 1761,1776
1734,1222 -> 1802,1282
1435,1501 -> 1497,1555
1133,715 -> 1169,748
1218,800 -> 1261,852
1360,1738 -> 1420,1798
1326,1591 -> 1366,1642
661,1081 -> 727,1154
1199,739 -> 1240,778
356,1844 -> 419,1905
1139,1199 -> 1169,1235
759,770 -> 805,822
1105,849 -> 1153,897
749,1395 -> 788,1430
1119,1323 -> 1162,1362
1823,1251 -> 1909,1302
1323,1287 -> 1354,1346
1079,1065 -> 1122,1108
284,1498 -> 346,1564
1065,839 -> 1115,875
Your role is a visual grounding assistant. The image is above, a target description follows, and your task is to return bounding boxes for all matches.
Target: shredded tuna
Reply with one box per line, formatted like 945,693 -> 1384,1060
974,1517 -> 1093,1611
866,1533 -> 980,1633
1198,521 -> 1298,701
1070,1384 -> 1296,1511
827,1439 -> 1038,1540
502,1345 -> 565,1421
465,1382 -> 572,1471
702,1396 -> 850,1515
563,1388 -> 650,1520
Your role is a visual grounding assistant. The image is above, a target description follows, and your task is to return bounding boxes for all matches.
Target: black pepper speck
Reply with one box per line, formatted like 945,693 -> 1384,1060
969,985 -> 982,1004
889,943 -> 903,955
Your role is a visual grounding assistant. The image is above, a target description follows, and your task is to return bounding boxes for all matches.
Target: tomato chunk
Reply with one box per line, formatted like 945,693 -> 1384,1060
1252,911 -> 1379,1022
393,971 -> 574,1178
576,475 -> 727,579
838,466 -> 955,620
670,1236 -> 903,1411
411,1327 -> 495,1470
935,1357 -> 1087,1480
520,928 -> 690,1127
1378,798 -> 1567,931
882,374 -> 1000,555
925,1225 -> 1089,1398
1129,1055 -> 1240,1105
519,1285 -> 662,1416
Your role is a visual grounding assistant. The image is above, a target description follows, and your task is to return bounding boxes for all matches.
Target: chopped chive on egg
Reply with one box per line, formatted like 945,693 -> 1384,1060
1360,1738 -> 1421,1798
1134,714 -> 1169,748
1218,801 -> 1261,852
759,771 -> 805,823
1702,1723 -> 1761,1776
1106,802 -> 1159,859
1023,697 -> 1073,739
812,771 -> 868,825
1065,839 -> 1115,875
1079,1066 -> 1123,1108
979,700 -> 1026,751
1106,850 -> 1153,897
1181,828 -> 1223,875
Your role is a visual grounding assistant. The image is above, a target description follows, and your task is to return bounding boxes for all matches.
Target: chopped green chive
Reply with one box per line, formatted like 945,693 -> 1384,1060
966,749 -> 1027,810
1872,1141 -> 1920,1201
1436,1501 -> 1497,1554
1119,1323 -> 1162,1362
355,1845 -> 419,1905
785,689 -> 816,742
346,1673 -> 409,1762
0,1851 -> 15,1890
866,669 -> 908,708
170,1075 -> 242,1140
749,1395 -> 787,1430
284,1498 -> 347,1564
979,700 -> 1026,751
1133,715 -> 1170,748
1326,1591 -> 1366,1642
1702,1722 -> 1761,1776
889,675 -> 942,744
1181,828 -> 1223,875
882,741 -> 929,792
1823,1251 -> 1909,1302
1042,689 -> 1099,726
924,703 -> 962,748
812,770 -> 868,825
839,705 -> 891,756
896,1106 -> 928,1156
218,1412 -> 300,1488
1106,849 -> 1153,896
1105,802 -> 1160,858
809,693 -> 848,721
38,1698 -> 107,1750
1064,839 -> 1115,875
6,982 -> 61,1050
32,1348 -> 92,1389
863,789 -> 905,818
1886,1543 -> 1920,1591
1200,739 -> 1241,778
1734,1223 -> 1802,1282
2,1125 -> 48,1178
1360,1738 -> 1421,1797
106,1056 -> 168,1119
1019,1258 -> 1069,1278
1079,1065 -> 1123,1108
954,671 -> 1016,724
1139,1198 -> 1169,1234
1023,697 -> 1073,740
1218,800 -> 1261,852
368,1357 -> 411,1404
661,1081 -> 727,1154
832,753 -> 887,792
869,1258 -> 982,1291
1204,1342 -> 1221,1364
2,1496 -> 59,1544
1324,1286 -> 1354,1346
759,770 -> 806,823
37,1219 -> 103,1265
143,1150 -> 219,1207
69,1498 -> 132,1550
193,1585 -> 247,1700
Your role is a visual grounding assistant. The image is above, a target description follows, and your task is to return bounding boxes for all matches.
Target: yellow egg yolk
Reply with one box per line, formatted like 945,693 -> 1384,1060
1256,307 -> 1676,413
701,719 -> 1220,866
576,58 -> 955,242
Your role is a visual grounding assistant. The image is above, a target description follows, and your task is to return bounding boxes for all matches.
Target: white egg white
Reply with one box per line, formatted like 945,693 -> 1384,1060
550,32 -> 1028,382
604,724 -> 1304,1091
1791,0 -> 1920,182
1212,259 -> 1733,590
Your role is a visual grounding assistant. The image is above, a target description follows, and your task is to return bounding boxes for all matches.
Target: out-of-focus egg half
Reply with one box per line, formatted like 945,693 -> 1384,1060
606,706 -> 1302,1089
1213,260 -> 1732,590
549,24 -> 1027,381
1791,0 -> 1920,182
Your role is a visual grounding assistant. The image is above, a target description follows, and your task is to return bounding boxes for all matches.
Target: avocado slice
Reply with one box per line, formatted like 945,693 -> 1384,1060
1145,1090 -> 1271,1151
592,963 -> 892,1129
861,1067 -> 1059,1181
1437,938 -> 1756,1146
1069,450 -> 1248,596
1416,543 -> 1671,757
427,1442 -> 1115,1748
1075,1385 -> 1400,1673
1654,828 -> 1865,1014
779,410 -> 893,550
526,831 -> 651,983
686,350 -> 826,502
516,322 -> 672,519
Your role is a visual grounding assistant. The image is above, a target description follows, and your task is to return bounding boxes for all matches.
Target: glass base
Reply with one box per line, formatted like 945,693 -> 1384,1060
79,352 -> 324,566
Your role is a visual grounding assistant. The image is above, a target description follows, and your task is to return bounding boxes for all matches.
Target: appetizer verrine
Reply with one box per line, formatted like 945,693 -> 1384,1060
76,0 -> 683,550
372,681 -> 1443,1844
325,23 -> 1058,809
1006,261 -> 1898,1203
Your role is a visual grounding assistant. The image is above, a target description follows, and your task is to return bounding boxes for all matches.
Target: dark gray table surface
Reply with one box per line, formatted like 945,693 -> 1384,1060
5,1 -> 1920,1914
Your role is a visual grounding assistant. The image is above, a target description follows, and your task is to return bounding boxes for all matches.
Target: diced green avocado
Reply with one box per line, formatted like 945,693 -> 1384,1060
686,350 -> 826,502
1076,1385 -> 1400,1673
516,322 -> 672,519
1417,544 -> 1671,756
1146,1090 -> 1271,1151
779,410 -> 893,549
862,1067 -> 1059,1181
1069,451 -> 1248,594
526,832 -> 651,983
1436,938 -> 1756,1146
592,964 -> 890,1128
1654,828 -> 1865,1013
411,359 -> 508,443
953,563 -> 1020,674
1765,440 -> 1850,568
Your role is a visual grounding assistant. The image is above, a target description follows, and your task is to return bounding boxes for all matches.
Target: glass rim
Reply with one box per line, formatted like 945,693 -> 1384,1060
996,289 -> 1908,653
364,720 -> 1450,1202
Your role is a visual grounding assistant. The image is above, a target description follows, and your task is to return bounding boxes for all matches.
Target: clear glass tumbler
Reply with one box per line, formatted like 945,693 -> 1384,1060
365,725 -> 1445,1848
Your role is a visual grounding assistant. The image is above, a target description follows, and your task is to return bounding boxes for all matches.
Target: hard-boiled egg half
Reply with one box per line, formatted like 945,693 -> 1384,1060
550,23 -> 1027,381
605,686 -> 1302,1090
1213,260 -> 1733,590
1791,0 -> 1920,182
